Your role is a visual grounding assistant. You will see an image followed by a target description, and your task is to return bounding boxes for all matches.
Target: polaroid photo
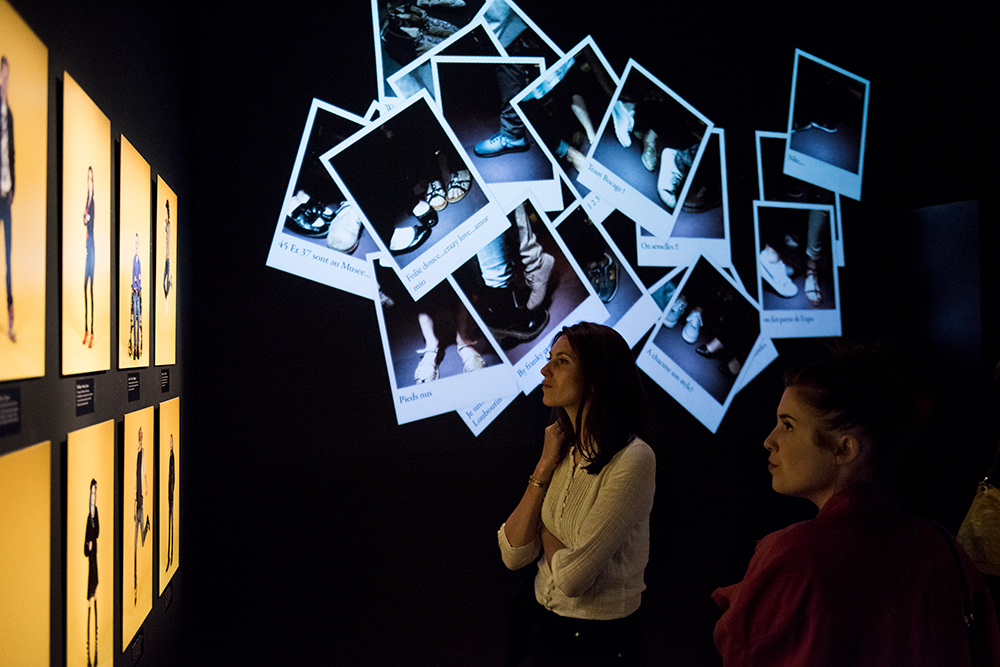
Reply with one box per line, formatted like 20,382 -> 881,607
458,394 -> 516,436
266,100 -> 379,298
635,128 -> 730,268
552,202 -> 660,348
647,266 -> 685,312
784,49 -> 870,201
481,0 -> 563,65
387,14 -> 499,102
433,55 -> 562,211
757,130 -> 844,267
599,210 -> 676,294
754,200 -> 841,338
448,192 -> 609,395
511,37 -> 620,217
579,59 -> 714,242
323,91 -> 507,301
638,254 -> 765,433
731,335 -> 779,396
375,0 -> 491,102
371,254 -> 518,426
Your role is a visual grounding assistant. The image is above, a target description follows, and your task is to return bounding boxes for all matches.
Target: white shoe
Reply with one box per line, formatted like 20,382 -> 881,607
525,253 -> 554,310
758,250 -> 798,297
612,101 -> 635,148
327,203 -> 363,254
458,344 -> 486,372
682,311 -> 702,343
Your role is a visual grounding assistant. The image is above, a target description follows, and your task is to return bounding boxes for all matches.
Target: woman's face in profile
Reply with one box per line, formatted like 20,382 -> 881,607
540,335 -> 584,413
763,387 -> 839,506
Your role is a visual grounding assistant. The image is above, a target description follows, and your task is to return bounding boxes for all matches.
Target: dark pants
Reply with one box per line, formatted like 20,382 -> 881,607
1,196 -> 11,306
530,605 -> 648,667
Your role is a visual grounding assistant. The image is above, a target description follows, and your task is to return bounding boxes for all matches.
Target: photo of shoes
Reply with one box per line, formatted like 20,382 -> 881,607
326,203 -> 364,254
474,132 -> 529,158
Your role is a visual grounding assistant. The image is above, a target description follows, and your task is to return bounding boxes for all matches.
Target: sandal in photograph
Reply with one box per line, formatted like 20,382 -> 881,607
426,179 -> 448,211
446,169 -> 472,203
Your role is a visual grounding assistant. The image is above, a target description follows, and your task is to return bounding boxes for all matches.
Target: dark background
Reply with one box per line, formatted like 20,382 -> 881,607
5,1 -> 997,665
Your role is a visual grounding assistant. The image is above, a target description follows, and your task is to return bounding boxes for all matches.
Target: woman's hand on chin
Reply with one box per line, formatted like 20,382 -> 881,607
538,421 -> 567,473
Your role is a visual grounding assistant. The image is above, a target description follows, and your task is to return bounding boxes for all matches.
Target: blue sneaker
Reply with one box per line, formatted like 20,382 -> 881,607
475,132 -> 528,158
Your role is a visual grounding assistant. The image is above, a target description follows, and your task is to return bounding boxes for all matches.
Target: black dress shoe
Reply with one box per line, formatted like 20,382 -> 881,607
696,344 -> 722,359
478,286 -> 548,347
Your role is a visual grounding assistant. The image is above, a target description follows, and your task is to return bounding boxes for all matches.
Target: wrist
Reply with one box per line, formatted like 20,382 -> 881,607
532,460 -> 557,481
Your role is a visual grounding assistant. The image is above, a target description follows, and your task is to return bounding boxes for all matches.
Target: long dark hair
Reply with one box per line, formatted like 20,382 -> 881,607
551,322 -> 652,474
783,343 -> 928,476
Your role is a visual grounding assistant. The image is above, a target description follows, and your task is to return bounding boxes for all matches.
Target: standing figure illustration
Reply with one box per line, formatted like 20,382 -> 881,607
162,200 -> 171,315
83,166 -> 95,348
84,479 -> 100,667
129,233 -> 142,359
1,56 -> 15,343
167,433 -> 175,569
133,427 -> 150,604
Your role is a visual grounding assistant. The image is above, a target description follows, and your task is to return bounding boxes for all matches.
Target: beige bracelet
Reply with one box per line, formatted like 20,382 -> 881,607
528,475 -> 549,490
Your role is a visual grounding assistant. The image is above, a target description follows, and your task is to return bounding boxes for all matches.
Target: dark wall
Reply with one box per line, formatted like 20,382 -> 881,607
7,1 -> 996,665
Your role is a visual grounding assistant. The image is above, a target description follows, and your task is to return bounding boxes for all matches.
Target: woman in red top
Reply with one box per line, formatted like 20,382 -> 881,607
713,346 -> 1000,667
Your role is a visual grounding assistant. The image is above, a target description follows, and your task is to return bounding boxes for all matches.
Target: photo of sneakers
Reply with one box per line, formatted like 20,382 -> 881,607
758,248 -> 798,297
682,310 -> 702,343
474,132 -> 529,158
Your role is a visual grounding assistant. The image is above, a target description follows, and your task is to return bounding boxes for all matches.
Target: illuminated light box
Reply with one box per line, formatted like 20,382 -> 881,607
122,406 -> 154,649
118,136 -> 151,369
0,0 -> 48,381
154,176 -> 178,366
0,440 -> 50,666
67,420 -> 114,667
62,72 -> 111,375
159,397 -> 180,592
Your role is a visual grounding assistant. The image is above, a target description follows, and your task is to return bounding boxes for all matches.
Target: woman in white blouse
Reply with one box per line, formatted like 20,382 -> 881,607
499,322 -> 656,666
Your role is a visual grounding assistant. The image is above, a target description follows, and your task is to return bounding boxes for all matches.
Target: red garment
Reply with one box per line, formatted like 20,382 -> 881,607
713,484 -> 1000,667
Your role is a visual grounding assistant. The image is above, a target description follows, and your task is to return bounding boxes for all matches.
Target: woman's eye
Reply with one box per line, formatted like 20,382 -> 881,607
781,420 -> 792,431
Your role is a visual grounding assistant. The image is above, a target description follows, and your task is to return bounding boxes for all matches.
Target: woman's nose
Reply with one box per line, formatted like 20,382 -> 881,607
763,430 -> 777,451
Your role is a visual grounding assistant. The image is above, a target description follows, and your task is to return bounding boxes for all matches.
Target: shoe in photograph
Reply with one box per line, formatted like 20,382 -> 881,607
475,132 -> 528,158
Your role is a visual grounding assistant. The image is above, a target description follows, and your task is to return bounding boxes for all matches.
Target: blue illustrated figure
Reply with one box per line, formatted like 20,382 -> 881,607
83,166 -> 95,348
129,232 -> 142,359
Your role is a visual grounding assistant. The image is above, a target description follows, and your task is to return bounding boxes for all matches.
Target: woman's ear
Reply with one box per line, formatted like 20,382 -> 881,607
832,432 -> 862,467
